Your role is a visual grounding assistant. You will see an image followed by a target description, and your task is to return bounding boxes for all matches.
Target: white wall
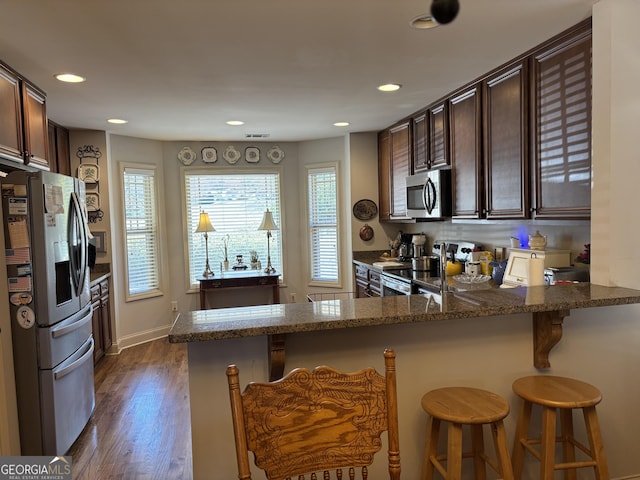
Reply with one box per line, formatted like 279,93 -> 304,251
107,135 -> 172,348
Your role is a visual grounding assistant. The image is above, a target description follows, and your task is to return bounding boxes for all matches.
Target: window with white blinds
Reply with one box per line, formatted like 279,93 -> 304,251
122,165 -> 161,299
184,172 -> 282,287
307,165 -> 339,285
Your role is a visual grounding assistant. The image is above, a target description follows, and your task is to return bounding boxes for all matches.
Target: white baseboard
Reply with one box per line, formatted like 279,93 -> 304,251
108,325 -> 172,353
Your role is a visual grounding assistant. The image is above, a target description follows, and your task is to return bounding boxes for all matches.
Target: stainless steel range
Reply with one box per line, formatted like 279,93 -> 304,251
378,240 -> 482,296
380,272 -> 413,296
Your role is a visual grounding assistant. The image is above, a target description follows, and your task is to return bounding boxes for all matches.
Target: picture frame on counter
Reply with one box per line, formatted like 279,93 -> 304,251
92,231 -> 106,253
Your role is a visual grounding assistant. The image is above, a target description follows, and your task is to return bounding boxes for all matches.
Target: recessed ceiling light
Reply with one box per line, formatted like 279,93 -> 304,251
377,84 -> 402,92
409,14 -> 440,29
107,118 -> 128,124
226,120 -> 245,126
333,122 -> 350,127
55,73 -> 86,83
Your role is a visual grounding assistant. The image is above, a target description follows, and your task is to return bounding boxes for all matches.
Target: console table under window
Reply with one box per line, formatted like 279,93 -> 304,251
197,270 -> 280,309
197,270 -> 283,380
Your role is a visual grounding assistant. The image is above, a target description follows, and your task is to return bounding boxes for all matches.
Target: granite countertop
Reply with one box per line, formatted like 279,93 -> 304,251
90,264 -> 111,285
168,283 -> 640,344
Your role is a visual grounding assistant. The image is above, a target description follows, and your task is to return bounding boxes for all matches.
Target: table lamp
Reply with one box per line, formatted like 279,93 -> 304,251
195,211 -> 215,277
258,208 -> 278,274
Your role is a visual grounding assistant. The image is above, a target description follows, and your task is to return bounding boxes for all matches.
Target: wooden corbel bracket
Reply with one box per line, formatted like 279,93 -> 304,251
533,310 -> 569,369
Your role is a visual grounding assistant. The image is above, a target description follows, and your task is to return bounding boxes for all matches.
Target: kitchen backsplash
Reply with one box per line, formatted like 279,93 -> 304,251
379,221 -> 590,262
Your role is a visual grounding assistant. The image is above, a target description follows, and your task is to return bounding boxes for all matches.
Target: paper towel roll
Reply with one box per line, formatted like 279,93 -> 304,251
528,255 -> 545,286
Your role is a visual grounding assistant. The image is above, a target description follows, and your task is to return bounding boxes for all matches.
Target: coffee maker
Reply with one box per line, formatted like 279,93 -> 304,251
397,233 -> 414,261
411,234 -> 426,258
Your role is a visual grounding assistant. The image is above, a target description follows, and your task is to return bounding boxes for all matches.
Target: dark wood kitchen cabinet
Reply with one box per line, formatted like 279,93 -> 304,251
378,121 -> 412,221
412,102 -> 449,174
354,263 -> 381,298
428,102 -> 449,169
91,278 -> 112,364
389,121 -> 411,220
0,62 -> 49,169
48,121 -> 71,175
412,112 -> 428,172
531,21 -> 592,219
449,84 -> 483,219
483,60 -> 529,219
450,61 -> 528,220
378,129 -> 392,220
378,19 -> 592,223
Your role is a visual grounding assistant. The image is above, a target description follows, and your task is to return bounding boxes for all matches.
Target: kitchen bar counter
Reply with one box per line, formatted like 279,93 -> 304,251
168,283 -> 640,369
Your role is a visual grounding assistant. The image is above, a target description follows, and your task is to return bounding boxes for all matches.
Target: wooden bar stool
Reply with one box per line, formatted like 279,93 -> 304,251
421,387 -> 514,480
511,375 -> 609,480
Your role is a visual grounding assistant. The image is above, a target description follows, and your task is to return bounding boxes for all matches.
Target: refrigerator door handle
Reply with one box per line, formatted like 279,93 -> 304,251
54,337 -> 94,381
50,306 -> 92,339
69,191 -> 89,295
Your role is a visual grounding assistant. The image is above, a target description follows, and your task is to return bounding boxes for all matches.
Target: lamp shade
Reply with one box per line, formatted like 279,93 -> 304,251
258,209 -> 278,231
195,211 -> 215,233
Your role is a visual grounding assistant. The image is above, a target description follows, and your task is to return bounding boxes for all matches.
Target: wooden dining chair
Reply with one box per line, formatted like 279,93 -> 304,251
226,349 -> 401,480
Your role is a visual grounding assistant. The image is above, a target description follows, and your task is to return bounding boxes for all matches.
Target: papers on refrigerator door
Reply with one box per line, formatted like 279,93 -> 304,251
44,183 -> 64,215
7,218 -> 29,249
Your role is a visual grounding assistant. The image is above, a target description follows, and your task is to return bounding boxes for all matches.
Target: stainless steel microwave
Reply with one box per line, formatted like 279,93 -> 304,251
405,169 -> 452,219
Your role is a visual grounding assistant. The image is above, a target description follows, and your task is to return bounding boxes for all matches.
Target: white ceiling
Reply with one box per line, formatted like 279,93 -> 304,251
0,0 -> 596,142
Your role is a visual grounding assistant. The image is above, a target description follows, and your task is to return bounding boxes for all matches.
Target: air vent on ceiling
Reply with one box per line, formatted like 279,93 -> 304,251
244,133 -> 270,138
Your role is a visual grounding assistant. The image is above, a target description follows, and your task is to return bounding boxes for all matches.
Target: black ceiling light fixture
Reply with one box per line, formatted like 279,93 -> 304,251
430,0 -> 460,24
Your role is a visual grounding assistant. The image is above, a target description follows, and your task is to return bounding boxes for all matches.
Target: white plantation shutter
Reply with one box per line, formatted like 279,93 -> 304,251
122,166 -> 161,298
184,172 -> 282,287
308,166 -> 339,284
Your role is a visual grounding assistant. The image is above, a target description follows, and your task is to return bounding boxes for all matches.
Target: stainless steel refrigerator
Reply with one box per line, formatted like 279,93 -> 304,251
1,170 -> 94,455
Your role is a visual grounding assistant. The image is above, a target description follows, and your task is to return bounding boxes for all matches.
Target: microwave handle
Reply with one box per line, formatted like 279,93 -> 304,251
423,178 -> 436,214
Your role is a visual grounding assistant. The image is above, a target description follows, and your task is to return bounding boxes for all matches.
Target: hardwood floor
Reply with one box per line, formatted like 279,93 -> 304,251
67,338 -> 193,479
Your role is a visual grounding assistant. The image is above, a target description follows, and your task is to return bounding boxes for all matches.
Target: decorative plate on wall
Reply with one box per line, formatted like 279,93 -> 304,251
86,193 -> 101,212
245,147 -> 260,163
267,146 -> 285,164
201,147 -> 218,163
352,199 -> 378,221
223,146 -> 241,164
78,164 -> 100,184
359,224 -> 374,241
178,147 -> 196,165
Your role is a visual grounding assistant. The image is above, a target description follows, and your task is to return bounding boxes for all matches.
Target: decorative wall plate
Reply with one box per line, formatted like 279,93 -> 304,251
245,147 -> 260,163
78,164 -> 100,183
223,146 -> 241,164
352,199 -> 378,221
359,224 -> 374,241
178,147 -> 196,165
86,193 -> 101,211
201,147 -> 218,163
267,146 -> 285,164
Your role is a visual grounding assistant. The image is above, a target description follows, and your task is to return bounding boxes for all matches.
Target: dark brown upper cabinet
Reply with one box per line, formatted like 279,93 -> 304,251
378,18 -> 592,223
378,129 -> 392,221
530,21 -> 592,220
450,84 -> 482,219
483,60 -> 529,220
0,61 -> 49,169
412,112 -> 428,172
428,102 -> 449,170
48,121 -> 71,175
388,121 -> 412,220
22,81 -> 49,169
0,63 -> 25,163
412,103 -> 449,174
